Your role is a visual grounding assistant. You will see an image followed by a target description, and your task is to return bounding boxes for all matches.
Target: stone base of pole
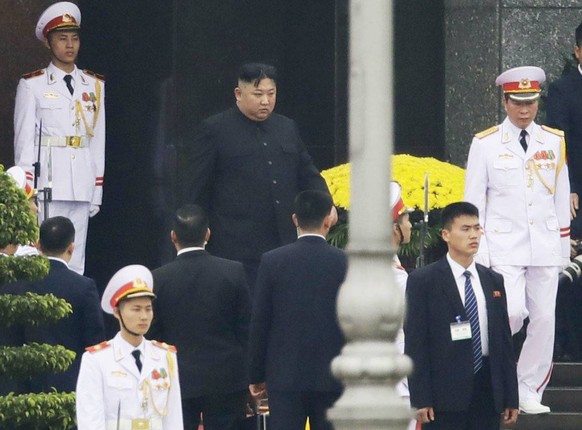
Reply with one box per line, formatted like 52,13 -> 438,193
328,251 -> 414,430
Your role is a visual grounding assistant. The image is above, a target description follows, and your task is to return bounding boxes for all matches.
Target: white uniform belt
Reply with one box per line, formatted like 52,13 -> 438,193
106,417 -> 162,430
39,136 -> 89,148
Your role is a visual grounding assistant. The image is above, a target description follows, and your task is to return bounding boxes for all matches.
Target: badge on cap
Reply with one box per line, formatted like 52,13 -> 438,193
390,181 -> 413,221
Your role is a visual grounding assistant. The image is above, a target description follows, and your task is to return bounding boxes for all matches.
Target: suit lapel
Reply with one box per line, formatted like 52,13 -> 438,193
477,265 -> 495,323
436,258 -> 466,319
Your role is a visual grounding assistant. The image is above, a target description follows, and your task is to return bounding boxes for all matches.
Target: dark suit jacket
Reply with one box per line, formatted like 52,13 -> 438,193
248,236 -> 347,392
404,258 -> 518,413
22,259 -> 105,392
149,249 -> 251,399
181,107 -> 329,262
546,68 -> 582,195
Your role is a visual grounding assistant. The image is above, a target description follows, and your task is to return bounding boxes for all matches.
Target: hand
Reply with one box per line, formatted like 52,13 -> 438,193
249,382 -> 267,400
89,204 -> 100,217
571,239 -> 579,260
502,408 -> 519,425
416,407 -> 434,424
571,193 -> 579,220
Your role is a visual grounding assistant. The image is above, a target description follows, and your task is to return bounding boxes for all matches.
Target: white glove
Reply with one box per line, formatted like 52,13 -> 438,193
89,204 -> 100,217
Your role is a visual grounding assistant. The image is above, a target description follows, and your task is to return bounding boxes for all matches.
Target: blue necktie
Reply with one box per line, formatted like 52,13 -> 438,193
131,349 -> 142,372
63,75 -> 74,95
463,271 -> 483,373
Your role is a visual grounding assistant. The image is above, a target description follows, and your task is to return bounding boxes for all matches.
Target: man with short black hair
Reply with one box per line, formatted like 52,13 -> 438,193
22,216 -> 105,393
405,202 -> 518,430
248,190 -> 346,430
150,205 -> 250,430
180,63 -> 329,291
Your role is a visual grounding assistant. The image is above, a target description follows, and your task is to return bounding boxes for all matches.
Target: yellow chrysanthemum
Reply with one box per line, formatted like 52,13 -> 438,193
321,154 -> 465,210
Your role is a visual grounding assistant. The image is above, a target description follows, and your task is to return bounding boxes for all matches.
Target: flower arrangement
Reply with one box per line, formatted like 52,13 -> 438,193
321,155 -> 466,265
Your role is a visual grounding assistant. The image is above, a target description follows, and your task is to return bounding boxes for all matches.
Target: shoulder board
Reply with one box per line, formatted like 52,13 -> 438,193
474,126 -> 499,139
152,340 -> 177,353
85,341 -> 111,353
83,69 -> 106,81
21,69 -> 45,80
541,125 -> 565,137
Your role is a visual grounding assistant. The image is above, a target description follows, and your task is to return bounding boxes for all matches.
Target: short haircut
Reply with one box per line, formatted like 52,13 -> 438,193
238,63 -> 277,87
441,202 -> 479,230
173,205 -> 208,247
293,190 -> 333,230
577,21 -> 582,47
39,216 -> 75,254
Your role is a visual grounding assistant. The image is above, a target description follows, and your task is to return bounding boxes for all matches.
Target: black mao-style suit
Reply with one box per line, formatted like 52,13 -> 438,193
149,249 -> 251,430
248,236 -> 348,430
404,257 -> 518,429
22,258 -> 105,393
181,107 -> 329,288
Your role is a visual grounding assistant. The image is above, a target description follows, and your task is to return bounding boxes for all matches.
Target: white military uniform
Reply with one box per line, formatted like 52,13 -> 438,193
464,116 -> 570,403
76,333 -> 183,430
13,62 -> 105,274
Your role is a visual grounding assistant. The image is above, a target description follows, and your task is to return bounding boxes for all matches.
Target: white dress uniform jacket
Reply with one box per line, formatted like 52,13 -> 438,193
76,333 -> 183,430
14,62 -> 105,205
464,117 -> 570,267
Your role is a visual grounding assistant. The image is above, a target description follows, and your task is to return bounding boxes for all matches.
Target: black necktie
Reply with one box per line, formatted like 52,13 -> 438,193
131,349 -> 142,372
519,129 -> 528,152
63,75 -> 74,95
463,271 -> 483,374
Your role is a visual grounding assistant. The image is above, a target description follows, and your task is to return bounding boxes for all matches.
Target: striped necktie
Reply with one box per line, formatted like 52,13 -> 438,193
463,271 -> 483,373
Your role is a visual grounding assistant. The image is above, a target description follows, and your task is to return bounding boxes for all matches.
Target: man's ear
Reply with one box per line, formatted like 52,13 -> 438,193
441,228 -> 449,243
170,230 -> 177,244
291,213 -> 299,228
67,242 -> 75,255
205,228 -> 211,243
234,87 -> 242,101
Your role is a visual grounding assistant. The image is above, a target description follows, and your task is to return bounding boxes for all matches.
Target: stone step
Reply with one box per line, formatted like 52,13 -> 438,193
549,363 -> 582,387
514,412 -> 582,430
542,387 -> 582,411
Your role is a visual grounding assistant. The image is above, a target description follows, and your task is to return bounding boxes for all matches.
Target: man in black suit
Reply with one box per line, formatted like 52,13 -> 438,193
404,202 -> 519,429
546,21 -> 582,362
248,190 -> 347,430
180,63 -> 329,290
24,216 -> 105,392
149,205 -> 251,430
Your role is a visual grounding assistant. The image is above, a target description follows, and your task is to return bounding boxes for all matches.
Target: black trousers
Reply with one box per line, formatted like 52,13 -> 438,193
424,359 -> 500,430
182,389 -> 248,430
267,390 -> 341,430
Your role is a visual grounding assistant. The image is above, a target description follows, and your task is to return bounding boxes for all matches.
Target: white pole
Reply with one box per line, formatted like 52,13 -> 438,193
328,1 -> 412,429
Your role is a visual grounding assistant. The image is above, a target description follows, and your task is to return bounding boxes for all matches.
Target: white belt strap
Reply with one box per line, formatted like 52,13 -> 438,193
39,136 -> 89,148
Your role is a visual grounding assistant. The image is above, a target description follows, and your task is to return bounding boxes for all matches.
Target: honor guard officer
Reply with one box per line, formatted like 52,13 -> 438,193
464,66 -> 571,415
76,265 -> 184,430
13,1 -> 106,274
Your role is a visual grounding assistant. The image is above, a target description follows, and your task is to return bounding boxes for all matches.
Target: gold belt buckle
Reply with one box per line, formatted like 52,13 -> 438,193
131,418 -> 150,429
66,136 -> 81,147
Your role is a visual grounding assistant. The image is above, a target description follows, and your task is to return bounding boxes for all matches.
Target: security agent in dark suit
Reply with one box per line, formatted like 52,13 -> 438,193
180,63 -> 329,291
546,21 -> 582,225
248,190 -> 347,430
23,216 -> 105,392
149,205 -> 251,430
546,21 -> 582,361
404,202 -> 519,429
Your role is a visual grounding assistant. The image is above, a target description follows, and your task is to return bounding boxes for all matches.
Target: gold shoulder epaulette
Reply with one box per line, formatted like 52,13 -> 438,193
85,341 -> 111,353
83,69 -> 106,81
542,125 -> 565,137
152,340 -> 177,353
21,69 -> 45,80
474,126 -> 499,139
